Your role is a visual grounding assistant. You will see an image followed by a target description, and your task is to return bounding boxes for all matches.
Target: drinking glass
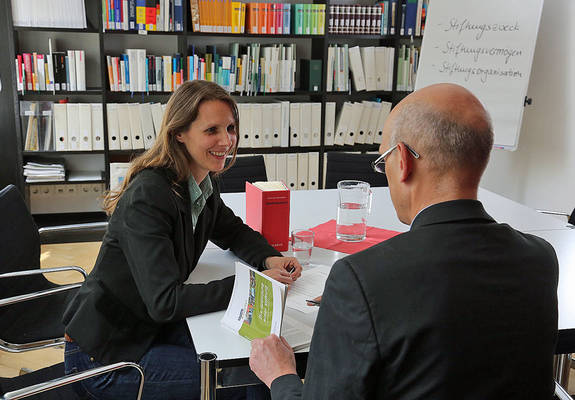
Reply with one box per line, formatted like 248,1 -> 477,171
291,229 -> 314,266
336,180 -> 372,242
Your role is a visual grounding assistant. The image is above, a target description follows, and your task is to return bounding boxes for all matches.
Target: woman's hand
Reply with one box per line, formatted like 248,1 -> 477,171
264,256 -> 303,282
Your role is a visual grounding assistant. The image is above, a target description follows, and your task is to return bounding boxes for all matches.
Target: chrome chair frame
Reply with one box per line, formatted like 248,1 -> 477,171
1,361 -> 145,400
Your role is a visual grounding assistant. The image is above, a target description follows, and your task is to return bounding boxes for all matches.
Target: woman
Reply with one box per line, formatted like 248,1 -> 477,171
63,80 -> 302,399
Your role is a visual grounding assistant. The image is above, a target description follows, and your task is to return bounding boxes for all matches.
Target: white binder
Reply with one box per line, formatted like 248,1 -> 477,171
345,102 -> 364,146
286,153 -> 298,191
326,45 -> 335,92
355,102 -> 373,145
237,103 -> 251,148
128,104 -> 145,149
91,104 -> 105,150
334,102 -> 352,146
106,104 -> 121,150
150,103 -> 164,137
289,103 -> 300,147
360,46 -> 376,91
66,103 -> 80,150
67,50 -> 77,91
137,49 -> 147,92
271,103 -> 282,147
74,50 -> 86,91
348,46 -> 366,91
299,103 -> 312,147
375,47 -> 387,91
263,153 -> 277,181
365,101 -> 381,145
311,103 -> 321,147
117,104 -> 133,150
78,103 -> 92,150
276,153 -> 288,186
53,104 -> 68,151
139,103 -> 156,149
250,104 -> 263,148
261,104 -> 274,148
297,153 -> 308,190
280,101 -> 290,148
307,152 -> 319,190
375,101 -> 392,144
324,102 -> 336,146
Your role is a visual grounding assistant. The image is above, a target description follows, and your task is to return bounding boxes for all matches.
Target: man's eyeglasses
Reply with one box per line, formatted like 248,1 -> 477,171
371,143 -> 420,174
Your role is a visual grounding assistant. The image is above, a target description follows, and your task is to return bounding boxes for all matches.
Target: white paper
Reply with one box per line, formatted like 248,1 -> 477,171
286,264 -> 330,313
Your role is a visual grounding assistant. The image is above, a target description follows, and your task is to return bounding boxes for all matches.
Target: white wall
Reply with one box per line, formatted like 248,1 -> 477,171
481,0 -> 575,213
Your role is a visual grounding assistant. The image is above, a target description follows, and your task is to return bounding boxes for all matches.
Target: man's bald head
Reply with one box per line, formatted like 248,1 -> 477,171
388,83 -> 493,179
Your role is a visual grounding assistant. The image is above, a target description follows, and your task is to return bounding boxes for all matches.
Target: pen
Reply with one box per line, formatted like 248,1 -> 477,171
306,299 -> 321,306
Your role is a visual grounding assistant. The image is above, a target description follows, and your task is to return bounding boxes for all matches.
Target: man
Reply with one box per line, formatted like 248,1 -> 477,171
249,83 -> 559,399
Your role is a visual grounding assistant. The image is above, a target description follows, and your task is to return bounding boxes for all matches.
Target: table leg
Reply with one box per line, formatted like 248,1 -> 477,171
554,354 -> 572,390
199,352 -> 218,400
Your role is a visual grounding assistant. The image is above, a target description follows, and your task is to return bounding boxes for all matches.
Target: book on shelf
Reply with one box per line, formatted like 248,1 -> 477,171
221,261 -> 312,351
11,0 -> 87,29
328,5 -> 383,35
396,44 -> 420,91
103,0 -> 183,32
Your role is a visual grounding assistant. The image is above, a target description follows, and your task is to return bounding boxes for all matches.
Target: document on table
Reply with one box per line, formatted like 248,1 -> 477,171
286,264 -> 331,313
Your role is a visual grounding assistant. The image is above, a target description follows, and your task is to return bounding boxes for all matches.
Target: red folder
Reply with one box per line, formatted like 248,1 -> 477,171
245,182 -> 290,252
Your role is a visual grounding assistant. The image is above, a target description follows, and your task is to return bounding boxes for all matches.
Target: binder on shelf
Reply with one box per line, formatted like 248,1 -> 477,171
74,50 -> 86,91
78,104 -> 92,151
238,103 -> 251,149
310,103 -> 321,147
324,102 -> 336,146
361,46 -> 376,91
308,152 -> 319,190
297,153 -> 308,190
364,101 -> 380,145
139,103 -> 156,149
245,181 -> 290,252
67,50 -> 77,91
150,103 -> 164,137
280,101 -> 290,148
286,153 -> 298,190
334,102 -> 352,146
276,153 -> 287,187
66,103 -> 80,150
375,101 -> 392,144
299,103 -> 312,147
250,104 -> 263,148
348,46 -> 366,92
117,104 -> 133,150
106,104 -> 121,150
263,154 -> 277,181
346,102 -> 363,146
261,104 -> 273,148
355,102 -> 372,145
91,104 -> 105,151
53,103 -> 67,151
271,103 -> 282,148
128,103 -> 145,150
289,103 -> 300,147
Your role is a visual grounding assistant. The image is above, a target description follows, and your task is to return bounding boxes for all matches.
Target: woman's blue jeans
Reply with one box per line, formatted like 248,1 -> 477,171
64,321 -> 270,400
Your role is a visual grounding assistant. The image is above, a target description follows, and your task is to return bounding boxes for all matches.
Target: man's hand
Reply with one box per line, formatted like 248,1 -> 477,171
265,256 -> 303,281
250,334 -> 297,388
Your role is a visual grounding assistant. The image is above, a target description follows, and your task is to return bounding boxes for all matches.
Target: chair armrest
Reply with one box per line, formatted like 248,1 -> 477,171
0,283 -> 82,308
555,381 -> 573,400
0,266 -> 87,280
38,222 -> 108,236
1,361 -> 144,400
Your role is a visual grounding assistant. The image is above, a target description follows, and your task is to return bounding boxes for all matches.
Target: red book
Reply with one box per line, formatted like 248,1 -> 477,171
246,181 -> 290,252
260,3 -> 268,34
23,53 -> 33,91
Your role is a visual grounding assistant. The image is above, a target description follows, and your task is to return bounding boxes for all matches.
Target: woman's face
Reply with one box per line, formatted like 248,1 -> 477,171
176,100 -> 237,183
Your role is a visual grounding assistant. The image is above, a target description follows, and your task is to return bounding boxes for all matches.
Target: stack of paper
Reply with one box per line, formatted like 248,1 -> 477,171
23,161 -> 65,183
11,0 -> 87,29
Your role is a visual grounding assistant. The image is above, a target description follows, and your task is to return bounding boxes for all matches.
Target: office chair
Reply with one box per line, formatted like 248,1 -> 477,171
218,155 -> 267,193
324,152 -> 388,189
555,381 -> 574,400
0,361 -> 144,400
0,184 -> 101,353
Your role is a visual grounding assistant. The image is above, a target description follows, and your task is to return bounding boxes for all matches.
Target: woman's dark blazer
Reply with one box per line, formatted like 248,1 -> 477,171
63,167 -> 281,364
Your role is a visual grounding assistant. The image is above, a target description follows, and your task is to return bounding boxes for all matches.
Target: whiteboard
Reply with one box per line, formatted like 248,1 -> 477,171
414,0 -> 544,150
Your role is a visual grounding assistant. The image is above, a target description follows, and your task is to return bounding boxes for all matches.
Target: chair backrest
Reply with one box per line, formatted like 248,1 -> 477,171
0,185 -> 47,298
324,152 -> 388,189
218,155 -> 267,193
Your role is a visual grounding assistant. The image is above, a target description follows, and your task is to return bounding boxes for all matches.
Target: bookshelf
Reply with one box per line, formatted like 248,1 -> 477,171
0,0 -> 423,224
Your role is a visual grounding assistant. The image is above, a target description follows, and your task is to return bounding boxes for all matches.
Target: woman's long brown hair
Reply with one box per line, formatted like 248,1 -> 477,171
102,80 -> 239,215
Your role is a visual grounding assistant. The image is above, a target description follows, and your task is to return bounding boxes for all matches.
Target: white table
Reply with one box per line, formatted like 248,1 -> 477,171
187,187 -> 574,398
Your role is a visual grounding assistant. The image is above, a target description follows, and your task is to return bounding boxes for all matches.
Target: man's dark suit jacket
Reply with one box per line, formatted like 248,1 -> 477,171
63,168 -> 281,364
272,200 -> 558,399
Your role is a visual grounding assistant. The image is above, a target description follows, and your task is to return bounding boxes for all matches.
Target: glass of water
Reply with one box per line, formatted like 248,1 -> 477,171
291,229 -> 314,267
336,180 -> 372,242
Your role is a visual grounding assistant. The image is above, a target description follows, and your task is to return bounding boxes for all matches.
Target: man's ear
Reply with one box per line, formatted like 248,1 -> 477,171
396,142 -> 414,183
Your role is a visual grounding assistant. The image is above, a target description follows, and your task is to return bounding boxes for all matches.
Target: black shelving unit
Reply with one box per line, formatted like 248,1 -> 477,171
1,0 -> 422,223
